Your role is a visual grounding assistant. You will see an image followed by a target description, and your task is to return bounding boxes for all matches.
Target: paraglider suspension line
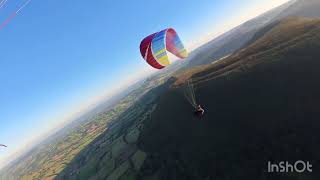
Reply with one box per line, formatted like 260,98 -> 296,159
184,80 -> 197,108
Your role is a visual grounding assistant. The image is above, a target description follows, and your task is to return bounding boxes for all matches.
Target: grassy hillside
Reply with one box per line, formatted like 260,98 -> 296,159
138,18 -> 320,180
55,79 -> 174,180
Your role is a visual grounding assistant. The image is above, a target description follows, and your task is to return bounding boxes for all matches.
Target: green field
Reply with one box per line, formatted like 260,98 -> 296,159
0,69 -> 175,180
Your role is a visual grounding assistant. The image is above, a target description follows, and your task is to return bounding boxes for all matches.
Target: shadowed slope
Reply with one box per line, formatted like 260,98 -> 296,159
138,18 -> 320,180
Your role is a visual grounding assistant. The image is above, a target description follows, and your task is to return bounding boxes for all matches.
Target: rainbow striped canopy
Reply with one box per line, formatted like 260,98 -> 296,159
140,28 -> 188,69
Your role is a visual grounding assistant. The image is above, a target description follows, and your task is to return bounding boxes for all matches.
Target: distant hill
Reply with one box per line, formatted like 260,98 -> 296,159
188,0 -> 320,67
277,0 -> 320,18
138,17 -> 320,179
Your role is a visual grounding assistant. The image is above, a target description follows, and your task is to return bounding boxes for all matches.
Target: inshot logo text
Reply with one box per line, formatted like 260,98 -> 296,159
268,161 -> 312,173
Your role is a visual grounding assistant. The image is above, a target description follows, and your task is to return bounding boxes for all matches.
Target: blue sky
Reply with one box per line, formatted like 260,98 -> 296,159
0,0 -> 289,166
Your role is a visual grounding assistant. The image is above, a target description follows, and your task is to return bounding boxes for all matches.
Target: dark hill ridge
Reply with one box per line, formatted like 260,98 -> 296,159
181,17 -> 320,85
188,0 -> 320,67
138,18 -> 320,179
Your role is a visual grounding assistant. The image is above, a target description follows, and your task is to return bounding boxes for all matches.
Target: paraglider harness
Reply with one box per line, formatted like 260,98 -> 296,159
184,80 -> 204,118
194,105 -> 205,117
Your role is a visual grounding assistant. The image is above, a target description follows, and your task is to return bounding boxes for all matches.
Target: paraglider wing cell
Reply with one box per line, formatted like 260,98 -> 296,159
166,28 -> 188,59
140,28 -> 188,69
140,33 -> 165,69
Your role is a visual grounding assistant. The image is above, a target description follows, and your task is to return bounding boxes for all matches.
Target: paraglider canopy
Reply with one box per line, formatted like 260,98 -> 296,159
140,28 -> 188,69
0,144 -> 7,147
140,29 -> 199,114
